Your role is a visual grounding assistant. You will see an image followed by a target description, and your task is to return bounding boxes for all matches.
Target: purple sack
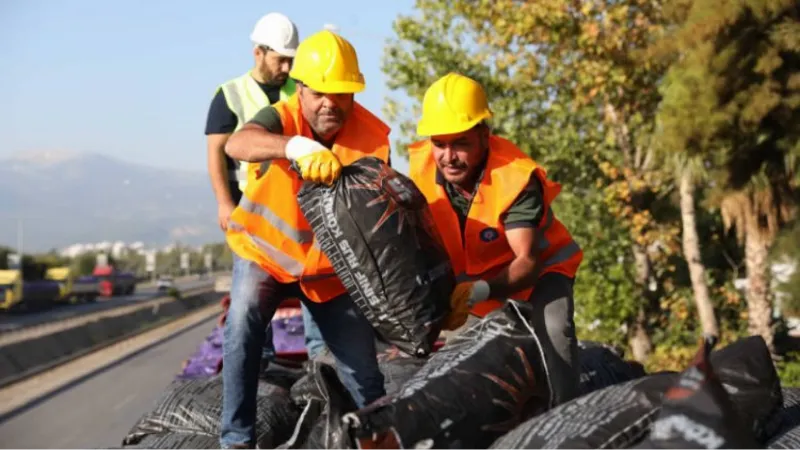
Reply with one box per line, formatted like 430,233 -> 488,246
177,308 -> 309,380
272,314 -> 306,354
177,326 -> 224,380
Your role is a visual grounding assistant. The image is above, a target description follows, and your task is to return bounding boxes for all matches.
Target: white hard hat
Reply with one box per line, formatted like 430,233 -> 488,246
250,13 -> 299,57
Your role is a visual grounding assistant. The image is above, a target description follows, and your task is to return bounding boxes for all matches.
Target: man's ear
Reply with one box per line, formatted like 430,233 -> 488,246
253,45 -> 264,59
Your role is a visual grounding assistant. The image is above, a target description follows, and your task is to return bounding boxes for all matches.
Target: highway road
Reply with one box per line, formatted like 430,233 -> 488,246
0,316 -> 218,449
0,276 -> 218,334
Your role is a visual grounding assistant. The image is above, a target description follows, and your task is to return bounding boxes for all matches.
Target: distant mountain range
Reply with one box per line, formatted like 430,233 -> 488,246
0,151 -> 220,252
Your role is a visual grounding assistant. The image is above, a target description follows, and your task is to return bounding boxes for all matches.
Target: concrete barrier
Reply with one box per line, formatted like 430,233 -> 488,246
0,289 -> 219,389
0,352 -> 22,384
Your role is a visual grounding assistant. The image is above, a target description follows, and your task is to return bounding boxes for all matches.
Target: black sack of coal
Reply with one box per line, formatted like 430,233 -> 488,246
492,335 -> 782,450
764,388 -> 800,448
635,335 -> 759,449
122,374 -> 298,449
345,301 -> 554,449
123,432 -> 221,449
709,335 -> 783,441
297,156 -> 454,357
577,340 -> 647,395
280,344 -> 427,449
280,361 -> 357,449
490,371 -> 678,449
374,343 -> 430,396
769,422 -> 800,449
311,340 -> 430,397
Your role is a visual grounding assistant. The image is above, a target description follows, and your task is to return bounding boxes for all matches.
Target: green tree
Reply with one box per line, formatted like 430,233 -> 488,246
770,221 -> 800,317
383,0 -> 678,358
772,220 -> 800,316
71,252 -> 100,276
654,0 -> 800,352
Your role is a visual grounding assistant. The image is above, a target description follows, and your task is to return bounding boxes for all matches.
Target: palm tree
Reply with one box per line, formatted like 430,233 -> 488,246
720,171 -> 796,353
654,0 -> 799,353
677,156 -> 720,337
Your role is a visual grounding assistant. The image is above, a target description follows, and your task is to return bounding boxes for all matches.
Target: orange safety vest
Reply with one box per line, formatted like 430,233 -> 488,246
226,93 -> 391,303
408,135 -> 583,317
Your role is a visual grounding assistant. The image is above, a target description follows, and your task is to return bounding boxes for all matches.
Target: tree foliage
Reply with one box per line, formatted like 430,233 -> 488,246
654,0 -> 799,351
383,0 -> 798,360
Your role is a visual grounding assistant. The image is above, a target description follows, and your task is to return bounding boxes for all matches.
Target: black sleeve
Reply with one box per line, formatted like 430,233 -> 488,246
204,89 -> 238,135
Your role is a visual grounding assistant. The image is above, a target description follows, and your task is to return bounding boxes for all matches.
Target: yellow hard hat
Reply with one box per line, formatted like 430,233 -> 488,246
416,73 -> 492,136
289,30 -> 365,94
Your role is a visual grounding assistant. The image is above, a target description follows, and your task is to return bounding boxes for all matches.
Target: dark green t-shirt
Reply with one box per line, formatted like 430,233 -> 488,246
249,105 -> 284,134
444,171 -> 545,232
248,106 -> 284,176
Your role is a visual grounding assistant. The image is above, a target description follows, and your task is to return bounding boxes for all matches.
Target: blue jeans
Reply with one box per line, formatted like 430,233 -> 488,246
303,308 -> 325,360
260,299 -> 324,361
221,257 -> 385,448
229,254 -> 322,362
260,305 -> 323,360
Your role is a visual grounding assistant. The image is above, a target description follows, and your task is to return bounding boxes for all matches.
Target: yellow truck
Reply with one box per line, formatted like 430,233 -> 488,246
45,267 -> 99,304
0,269 -> 22,311
0,269 -> 61,311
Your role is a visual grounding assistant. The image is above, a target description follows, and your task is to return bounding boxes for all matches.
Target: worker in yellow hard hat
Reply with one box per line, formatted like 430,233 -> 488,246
407,72 -> 584,406
204,12 -> 325,407
220,29 -> 391,449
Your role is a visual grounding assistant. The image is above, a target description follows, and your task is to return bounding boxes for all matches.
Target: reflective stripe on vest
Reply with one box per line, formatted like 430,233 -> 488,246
228,221 -> 305,277
225,93 -> 392,303
219,74 -> 296,190
238,196 -> 314,244
408,135 -> 583,314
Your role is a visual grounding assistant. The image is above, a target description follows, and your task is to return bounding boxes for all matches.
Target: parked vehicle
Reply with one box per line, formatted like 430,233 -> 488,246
157,275 -> 175,292
45,267 -> 99,304
93,265 -> 137,297
0,269 -> 61,311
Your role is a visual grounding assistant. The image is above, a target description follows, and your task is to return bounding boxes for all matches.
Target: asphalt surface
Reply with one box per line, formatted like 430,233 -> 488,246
0,276 -> 215,334
0,316 -> 218,449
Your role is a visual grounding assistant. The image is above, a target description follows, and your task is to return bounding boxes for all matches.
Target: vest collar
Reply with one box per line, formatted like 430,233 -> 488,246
245,70 -> 295,99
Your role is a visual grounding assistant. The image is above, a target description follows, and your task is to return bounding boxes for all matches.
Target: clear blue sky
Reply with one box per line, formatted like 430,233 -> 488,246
0,0 -> 415,174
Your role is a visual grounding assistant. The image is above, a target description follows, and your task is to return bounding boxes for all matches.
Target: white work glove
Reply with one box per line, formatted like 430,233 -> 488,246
285,136 -> 342,185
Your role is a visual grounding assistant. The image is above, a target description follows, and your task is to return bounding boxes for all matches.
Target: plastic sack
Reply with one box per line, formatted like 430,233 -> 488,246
635,336 -> 758,449
280,362 -> 357,449
122,374 -> 298,449
346,301 -> 553,449
272,307 -> 307,355
577,340 -> 647,395
491,335 -> 783,449
769,423 -> 800,449
707,335 -> 783,441
177,326 -> 224,380
765,388 -> 800,448
122,432 -> 220,449
297,156 -> 453,356
490,372 -> 678,449
281,344 -> 427,449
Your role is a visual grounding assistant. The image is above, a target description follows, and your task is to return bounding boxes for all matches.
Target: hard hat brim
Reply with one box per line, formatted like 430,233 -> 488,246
250,35 -> 298,57
270,45 -> 297,57
291,77 -> 365,95
416,111 -> 491,137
